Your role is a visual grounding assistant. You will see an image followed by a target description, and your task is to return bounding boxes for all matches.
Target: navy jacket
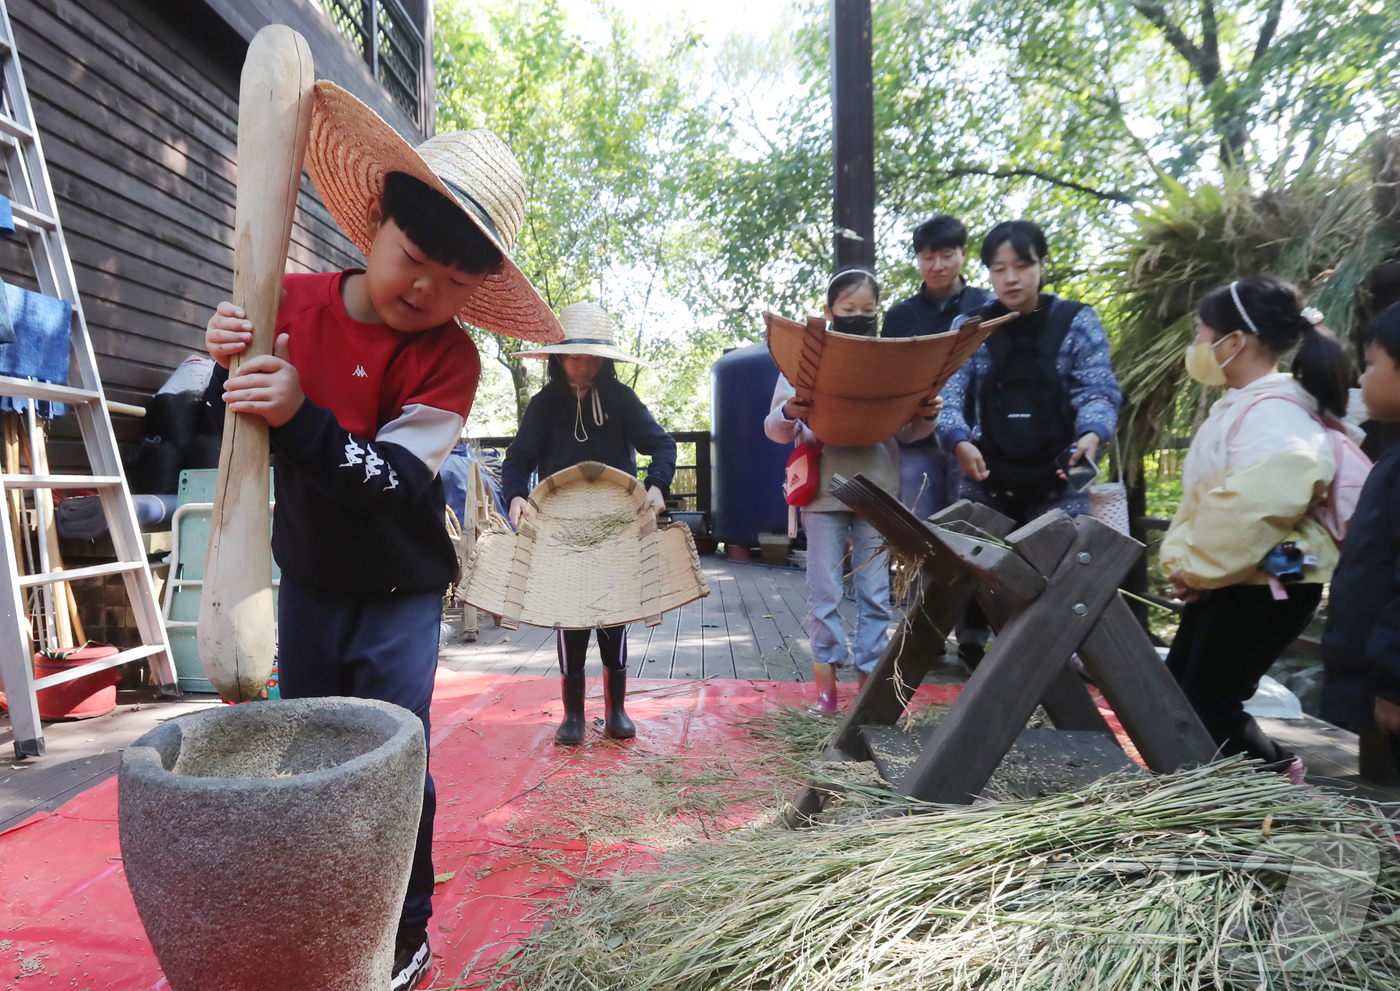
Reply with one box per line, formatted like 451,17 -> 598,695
204,368 -> 460,597
1321,443 -> 1400,729
882,281 -> 991,449
500,376 -> 676,504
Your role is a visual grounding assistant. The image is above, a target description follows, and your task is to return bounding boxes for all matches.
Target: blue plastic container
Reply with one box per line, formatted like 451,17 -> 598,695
710,342 -> 789,547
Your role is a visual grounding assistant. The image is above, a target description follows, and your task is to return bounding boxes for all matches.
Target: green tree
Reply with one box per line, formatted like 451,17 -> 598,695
675,0 -> 1400,333
434,0 -> 717,426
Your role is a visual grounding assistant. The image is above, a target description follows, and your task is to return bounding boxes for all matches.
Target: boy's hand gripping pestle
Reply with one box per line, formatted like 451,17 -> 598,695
198,26 -> 314,702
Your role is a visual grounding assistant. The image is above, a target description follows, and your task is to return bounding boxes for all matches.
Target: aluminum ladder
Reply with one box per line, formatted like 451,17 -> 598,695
0,0 -> 176,758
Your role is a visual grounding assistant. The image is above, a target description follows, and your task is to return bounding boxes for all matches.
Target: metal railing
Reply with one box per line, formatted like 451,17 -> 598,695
313,0 -> 425,127
470,430 -> 712,514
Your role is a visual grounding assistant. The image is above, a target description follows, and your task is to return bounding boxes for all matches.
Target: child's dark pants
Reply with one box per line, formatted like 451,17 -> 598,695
278,577 -> 442,931
558,626 -> 628,673
1166,582 -> 1323,767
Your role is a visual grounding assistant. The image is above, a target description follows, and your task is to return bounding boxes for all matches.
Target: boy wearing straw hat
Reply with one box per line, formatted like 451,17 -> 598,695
503,302 -> 676,744
204,82 -> 561,989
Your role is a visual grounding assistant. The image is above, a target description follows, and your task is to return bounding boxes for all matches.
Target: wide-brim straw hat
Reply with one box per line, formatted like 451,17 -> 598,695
457,461 -> 708,630
764,310 -> 1014,447
305,82 -> 563,344
510,302 -> 650,365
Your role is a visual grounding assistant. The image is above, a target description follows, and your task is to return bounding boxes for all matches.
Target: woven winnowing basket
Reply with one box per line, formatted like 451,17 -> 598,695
764,311 -> 1007,447
456,461 -> 709,630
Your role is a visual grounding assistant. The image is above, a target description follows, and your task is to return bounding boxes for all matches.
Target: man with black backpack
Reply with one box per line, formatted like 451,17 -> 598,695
883,215 -> 990,520
935,220 -> 1121,666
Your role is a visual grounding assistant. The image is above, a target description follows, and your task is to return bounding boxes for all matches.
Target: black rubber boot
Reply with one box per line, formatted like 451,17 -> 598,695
555,671 -> 586,745
603,666 -> 636,740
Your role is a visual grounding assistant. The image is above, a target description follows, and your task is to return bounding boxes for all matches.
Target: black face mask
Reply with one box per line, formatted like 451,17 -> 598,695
832,313 -> 878,336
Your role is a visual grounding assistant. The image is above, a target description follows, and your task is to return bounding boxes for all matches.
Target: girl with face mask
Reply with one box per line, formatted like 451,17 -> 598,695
764,270 -> 941,713
1160,275 -> 1356,783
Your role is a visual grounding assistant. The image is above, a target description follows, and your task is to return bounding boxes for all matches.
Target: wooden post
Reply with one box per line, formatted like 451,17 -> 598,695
461,461 -> 479,642
830,0 -> 875,272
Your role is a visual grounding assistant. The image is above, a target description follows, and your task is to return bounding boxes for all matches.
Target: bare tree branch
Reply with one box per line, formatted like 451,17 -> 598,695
1252,0 -> 1284,66
927,166 -> 1139,204
1131,1 -> 1206,80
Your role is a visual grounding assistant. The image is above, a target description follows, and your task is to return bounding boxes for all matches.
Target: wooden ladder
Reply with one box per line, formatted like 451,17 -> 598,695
0,0 -> 176,758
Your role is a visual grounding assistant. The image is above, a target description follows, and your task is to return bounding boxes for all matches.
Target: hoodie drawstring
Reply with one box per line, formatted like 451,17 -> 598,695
573,387 -> 604,443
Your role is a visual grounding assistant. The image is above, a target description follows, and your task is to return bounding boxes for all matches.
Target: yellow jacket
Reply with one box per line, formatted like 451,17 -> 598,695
1160,374 -> 1348,589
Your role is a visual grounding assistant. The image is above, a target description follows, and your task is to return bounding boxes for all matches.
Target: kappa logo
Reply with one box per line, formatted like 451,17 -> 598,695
363,446 -> 384,482
339,437 -> 364,468
352,365 -> 368,379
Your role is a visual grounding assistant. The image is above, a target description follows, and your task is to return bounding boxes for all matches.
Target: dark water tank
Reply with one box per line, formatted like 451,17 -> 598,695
711,342 -> 789,546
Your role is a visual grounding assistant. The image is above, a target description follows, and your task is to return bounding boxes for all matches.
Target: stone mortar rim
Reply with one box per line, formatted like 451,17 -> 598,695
120,696 -> 424,791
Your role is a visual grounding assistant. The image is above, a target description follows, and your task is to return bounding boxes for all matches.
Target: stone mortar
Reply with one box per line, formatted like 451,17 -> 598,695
118,697 -> 426,991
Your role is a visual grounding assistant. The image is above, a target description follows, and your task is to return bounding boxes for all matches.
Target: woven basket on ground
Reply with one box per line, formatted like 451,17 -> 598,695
456,461 -> 709,630
764,310 -> 1012,447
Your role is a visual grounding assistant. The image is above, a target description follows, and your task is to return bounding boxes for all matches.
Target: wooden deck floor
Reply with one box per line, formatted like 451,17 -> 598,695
439,557 -> 848,683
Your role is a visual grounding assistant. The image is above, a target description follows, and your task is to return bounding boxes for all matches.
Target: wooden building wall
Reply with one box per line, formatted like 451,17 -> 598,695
0,0 -> 432,465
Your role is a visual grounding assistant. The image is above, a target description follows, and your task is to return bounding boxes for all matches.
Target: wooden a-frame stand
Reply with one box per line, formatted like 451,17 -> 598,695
787,474 -> 1218,824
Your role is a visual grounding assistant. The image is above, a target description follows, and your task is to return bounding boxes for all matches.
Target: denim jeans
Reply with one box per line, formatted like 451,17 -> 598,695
899,447 -> 957,520
802,508 -> 892,673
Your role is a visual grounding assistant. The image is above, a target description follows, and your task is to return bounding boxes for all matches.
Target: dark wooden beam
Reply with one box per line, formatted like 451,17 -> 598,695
830,0 -> 875,272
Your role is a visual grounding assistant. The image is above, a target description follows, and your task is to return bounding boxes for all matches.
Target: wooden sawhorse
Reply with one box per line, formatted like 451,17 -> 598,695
787,475 -> 1216,823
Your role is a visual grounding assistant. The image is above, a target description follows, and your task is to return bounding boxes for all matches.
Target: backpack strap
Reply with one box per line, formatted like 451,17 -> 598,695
1224,391 -> 1319,446
1222,390 -> 1356,544
1038,298 -> 1086,367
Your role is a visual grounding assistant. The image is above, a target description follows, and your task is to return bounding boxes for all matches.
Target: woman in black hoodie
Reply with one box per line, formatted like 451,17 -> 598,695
500,302 -> 676,745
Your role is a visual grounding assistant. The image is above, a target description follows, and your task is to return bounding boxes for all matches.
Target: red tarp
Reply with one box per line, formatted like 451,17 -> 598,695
0,672 -> 1133,989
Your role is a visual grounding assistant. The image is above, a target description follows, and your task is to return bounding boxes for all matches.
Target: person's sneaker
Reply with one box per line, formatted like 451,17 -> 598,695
391,927 -> 431,990
957,641 -> 985,673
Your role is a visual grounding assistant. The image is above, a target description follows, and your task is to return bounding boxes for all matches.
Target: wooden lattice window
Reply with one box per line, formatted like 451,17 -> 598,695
313,0 -> 425,128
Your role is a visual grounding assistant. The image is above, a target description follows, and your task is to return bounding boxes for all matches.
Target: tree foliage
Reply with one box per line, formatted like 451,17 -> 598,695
434,0 -> 1400,437
434,0 -> 721,429
681,0 -> 1400,333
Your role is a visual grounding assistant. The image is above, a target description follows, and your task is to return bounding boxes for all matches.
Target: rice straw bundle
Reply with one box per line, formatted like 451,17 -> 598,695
475,760 -> 1400,991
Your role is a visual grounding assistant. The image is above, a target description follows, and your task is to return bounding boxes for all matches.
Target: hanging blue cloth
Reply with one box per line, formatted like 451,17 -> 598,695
439,444 -> 508,524
0,281 -> 72,417
0,277 -> 14,346
0,195 -> 15,238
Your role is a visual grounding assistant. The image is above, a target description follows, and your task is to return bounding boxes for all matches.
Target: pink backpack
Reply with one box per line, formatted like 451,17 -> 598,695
1225,392 -> 1372,545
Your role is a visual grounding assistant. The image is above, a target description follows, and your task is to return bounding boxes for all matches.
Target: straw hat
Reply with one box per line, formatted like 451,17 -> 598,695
510,302 -> 650,365
457,461 -> 708,630
305,81 -> 564,344
764,309 -> 1013,447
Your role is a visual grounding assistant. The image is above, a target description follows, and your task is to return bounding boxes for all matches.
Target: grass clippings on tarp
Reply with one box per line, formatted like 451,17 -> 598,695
473,759 -> 1400,991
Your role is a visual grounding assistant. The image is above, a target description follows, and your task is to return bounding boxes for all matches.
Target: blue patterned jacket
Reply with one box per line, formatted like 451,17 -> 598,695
934,295 -> 1122,453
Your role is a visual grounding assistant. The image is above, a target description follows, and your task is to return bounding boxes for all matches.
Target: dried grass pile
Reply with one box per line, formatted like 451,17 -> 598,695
476,760 -> 1400,991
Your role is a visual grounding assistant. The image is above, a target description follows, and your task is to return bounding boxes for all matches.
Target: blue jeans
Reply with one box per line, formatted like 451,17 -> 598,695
277,577 -> 442,931
802,509 -> 892,673
899,447 -> 957,520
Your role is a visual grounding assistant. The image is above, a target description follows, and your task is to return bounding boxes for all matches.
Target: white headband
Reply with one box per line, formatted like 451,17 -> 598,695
1228,281 -> 1260,335
828,268 -> 877,291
